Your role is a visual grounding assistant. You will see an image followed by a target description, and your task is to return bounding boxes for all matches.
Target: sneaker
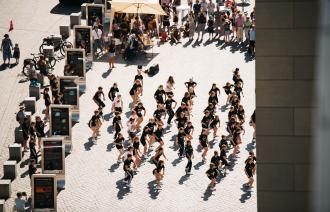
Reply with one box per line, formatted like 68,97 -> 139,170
123,180 -> 128,184
187,172 -> 192,175
117,159 -> 122,163
156,185 -> 161,190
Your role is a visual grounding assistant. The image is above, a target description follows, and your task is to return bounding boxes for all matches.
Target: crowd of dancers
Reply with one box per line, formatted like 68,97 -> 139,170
89,66 -> 256,191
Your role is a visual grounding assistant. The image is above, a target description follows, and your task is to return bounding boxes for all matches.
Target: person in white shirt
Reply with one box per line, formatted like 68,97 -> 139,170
127,117 -> 137,142
248,25 -> 256,56
92,25 -> 103,56
111,94 -> 123,113
200,0 -> 208,13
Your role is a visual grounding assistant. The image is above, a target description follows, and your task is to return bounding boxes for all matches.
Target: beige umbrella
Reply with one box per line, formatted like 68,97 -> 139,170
111,0 -> 167,15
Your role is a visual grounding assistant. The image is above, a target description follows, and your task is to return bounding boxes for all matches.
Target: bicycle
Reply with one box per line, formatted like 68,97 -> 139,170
39,35 -> 73,56
22,53 -> 55,77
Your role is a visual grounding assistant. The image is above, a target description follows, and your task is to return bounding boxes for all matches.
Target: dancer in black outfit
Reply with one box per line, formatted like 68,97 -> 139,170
123,154 -> 136,187
206,163 -> 218,191
113,111 -> 123,139
153,104 -> 166,123
210,115 -> 220,138
154,85 -> 166,104
153,160 -> 165,190
93,87 -> 106,108
185,139 -> 194,174
164,94 -> 177,125
185,78 -> 197,98
108,83 -> 119,101
114,133 -> 125,163
176,127 -> 186,158
220,144 -> 229,176
199,129 -> 209,161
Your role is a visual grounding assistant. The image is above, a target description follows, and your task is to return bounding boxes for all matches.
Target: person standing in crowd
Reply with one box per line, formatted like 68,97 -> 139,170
111,94 -> 123,114
165,94 -> 177,126
235,12 -> 244,43
114,133 -> 125,163
193,0 -> 202,18
35,116 -> 45,148
123,154 -> 136,187
199,128 -> 209,161
243,16 -> 252,42
89,110 -> 101,142
113,111 -> 123,139
213,6 -> 222,39
207,0 -> 216,17
165,76 -> 175,97
250,110 -> 256,143
22,117 -> 30,152
129,79 -> 142,108
196,11 -> 207,41
92,25 -> 103,56
108,83 -> 119,101
43,87 -> 51,121
249,25 -> 256,56
206,163 -> 217,191
223,18 -> 231,43
14,192 -> 29,212
244,156 -> 256,188
153,160 -> 165,190
207,15 -> 215,40
16,106 -> 26,127
13,43 -> 20,64
108,39 -> 116,70
185,139 -> 194,174
0,34 -> 13,65
93,87 -> 106,108
188,12 -> 196,41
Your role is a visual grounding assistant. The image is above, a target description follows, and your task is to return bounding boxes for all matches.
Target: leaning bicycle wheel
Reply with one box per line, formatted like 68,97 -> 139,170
60,41 -> 73,56
39,43 -> 48,54
48,57 -> 56,69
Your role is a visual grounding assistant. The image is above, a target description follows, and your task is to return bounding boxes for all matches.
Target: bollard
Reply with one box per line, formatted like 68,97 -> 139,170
29,84 -> 40,100
94,0 -> 104,4
9,143 -> 22,162
81,3 -> 87,19
59,25 -> 71,39
0,199 -> 5,212
70,12 -> 81,29
3,161 -> 17,181
24,97 -> 36,114
0,180 -> 11,199
14,127 -> 24,144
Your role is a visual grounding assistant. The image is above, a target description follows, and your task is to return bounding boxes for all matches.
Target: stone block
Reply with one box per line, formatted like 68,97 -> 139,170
257,136 -> 311,164
24,97 -> 36,114
256,57 -> 293,80
3,161 -> 17,180
257,164 -> 294,191
29,85 -> 40,100
257,2 -> 293,29
294,56 -> 316,79
94,0 -> 104,4
59,25 -> 71,39
257,29 -> 317,56
256,80 -> 315,107
0,180 -> 11,199
257,191 -> 310,212
294,1 -> 319,28
294,164 -> 311,191
294,108 -> 314,135
8,143 -> 22,162
0,199 -> 4,212
70,12 -> 81,29
81,3 -> 87,19
257,107 -> 294,136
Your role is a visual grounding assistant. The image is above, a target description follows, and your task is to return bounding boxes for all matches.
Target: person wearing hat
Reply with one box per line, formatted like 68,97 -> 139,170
0,34 -> 13,65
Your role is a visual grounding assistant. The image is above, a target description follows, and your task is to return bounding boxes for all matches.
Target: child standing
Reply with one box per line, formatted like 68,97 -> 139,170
13,43 -> 20,64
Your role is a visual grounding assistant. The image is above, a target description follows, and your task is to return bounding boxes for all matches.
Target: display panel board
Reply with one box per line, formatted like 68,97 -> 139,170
42,138 -> 65,175
32,174 -> 57,211
65,48 -> 86,81
49,105 -> 72,141
73,26 -> 92,55
58,77 -> 79,111
86,4 -> 105,27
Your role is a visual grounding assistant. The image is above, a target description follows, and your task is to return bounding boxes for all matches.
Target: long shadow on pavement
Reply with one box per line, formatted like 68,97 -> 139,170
178,174 -> 190,185
107,143 -> 115,152
194,161 -> 205,170
239,184 -> 252,203
202,186 -> 215,201
147,179 -> 160,199
116,179 -> 131,200
109,162 -> 120,173
84,137 -> 94,151
171,158 -> 183,167
102,69 -> 112,79
50,3 -> 80,15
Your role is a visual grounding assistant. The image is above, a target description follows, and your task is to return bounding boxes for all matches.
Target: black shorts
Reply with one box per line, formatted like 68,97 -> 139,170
221,158 -> 229,166
166,91 -> 173,96
249,40 -> 255,48
115,107 -> 122,113
246,170 -> 253,178
208,176 -> 215,180
140,137 -> 147,146
116,144 -> 123,150
163,21 -> 170,27
128,131 -> 135,138
129,90 -> 135,96
200,141 -> 207,148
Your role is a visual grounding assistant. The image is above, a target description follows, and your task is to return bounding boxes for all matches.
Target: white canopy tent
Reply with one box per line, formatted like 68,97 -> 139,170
109,0 -> 166,33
